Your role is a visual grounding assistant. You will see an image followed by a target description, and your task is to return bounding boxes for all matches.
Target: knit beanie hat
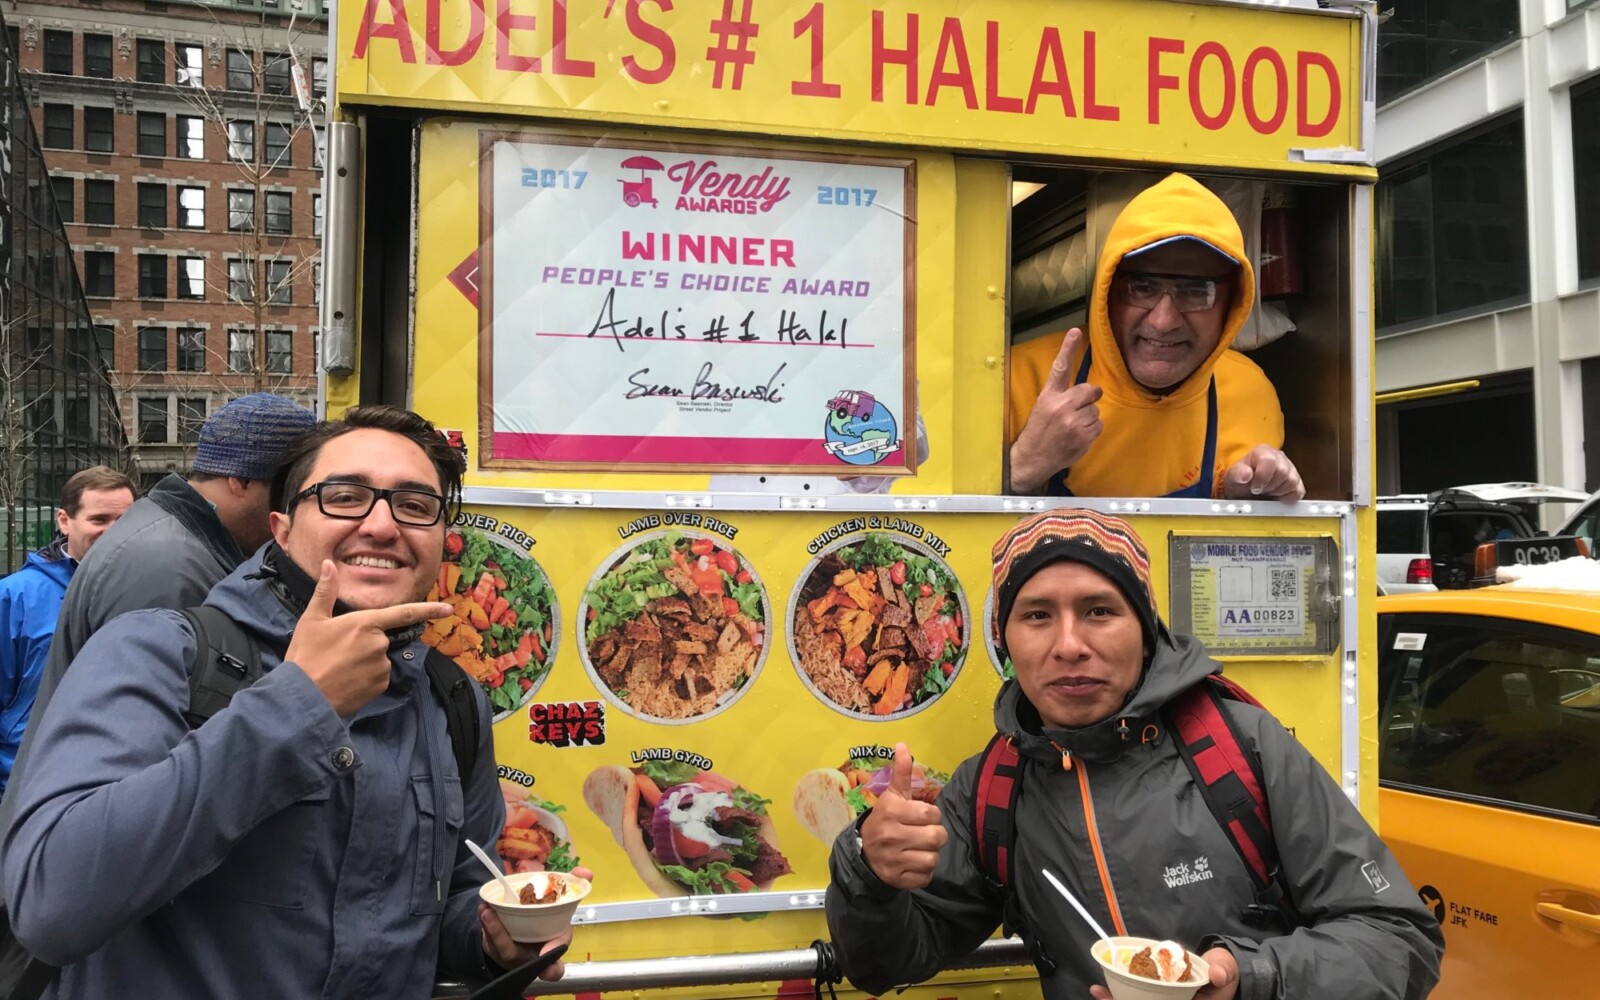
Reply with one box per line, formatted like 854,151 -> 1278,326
990,509 -> 1164,657
192,393 -> 316,482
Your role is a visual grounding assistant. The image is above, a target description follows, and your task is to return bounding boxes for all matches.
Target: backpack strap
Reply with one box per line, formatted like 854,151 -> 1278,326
971,733 -> 1021,890
181,607 -> 263,728
1167,676 -> 1278,893
181,608 -> 480,785
424,650 -> 480,783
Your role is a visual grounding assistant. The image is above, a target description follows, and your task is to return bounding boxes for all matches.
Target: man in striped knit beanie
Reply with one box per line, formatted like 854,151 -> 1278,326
827,509 -> 1441,1000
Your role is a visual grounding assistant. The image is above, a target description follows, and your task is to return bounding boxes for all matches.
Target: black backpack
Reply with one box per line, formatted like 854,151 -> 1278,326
2,606 -> 482,1000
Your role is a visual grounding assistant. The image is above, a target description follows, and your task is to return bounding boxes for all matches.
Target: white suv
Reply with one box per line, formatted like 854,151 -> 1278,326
1376,496 -> 1435,594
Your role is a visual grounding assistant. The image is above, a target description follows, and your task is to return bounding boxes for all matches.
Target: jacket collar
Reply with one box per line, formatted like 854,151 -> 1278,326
148,474 -> 244,570
994,633 -> 1223,765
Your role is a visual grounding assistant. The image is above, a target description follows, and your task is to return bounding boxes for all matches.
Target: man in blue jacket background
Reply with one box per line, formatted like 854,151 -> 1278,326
0,466 -> 134,797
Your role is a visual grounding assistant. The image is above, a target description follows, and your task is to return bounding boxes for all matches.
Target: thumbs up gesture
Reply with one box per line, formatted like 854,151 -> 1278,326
859,743 -> 948,890
1010,328 -> 1104,494
283,560 -> 453,717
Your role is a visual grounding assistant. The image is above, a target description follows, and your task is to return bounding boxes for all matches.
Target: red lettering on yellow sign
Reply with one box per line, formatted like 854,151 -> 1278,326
348,2 -> 1345,143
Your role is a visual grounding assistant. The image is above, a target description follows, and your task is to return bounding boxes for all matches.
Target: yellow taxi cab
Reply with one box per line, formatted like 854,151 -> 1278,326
1378,565 -> 1600,998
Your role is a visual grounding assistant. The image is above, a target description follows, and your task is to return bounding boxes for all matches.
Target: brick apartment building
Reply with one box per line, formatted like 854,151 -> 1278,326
10,0 -> 325,487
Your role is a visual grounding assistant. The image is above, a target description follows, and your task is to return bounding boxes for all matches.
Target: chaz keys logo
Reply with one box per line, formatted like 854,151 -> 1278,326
527,701 -> 606,747
617,154 -> 792,216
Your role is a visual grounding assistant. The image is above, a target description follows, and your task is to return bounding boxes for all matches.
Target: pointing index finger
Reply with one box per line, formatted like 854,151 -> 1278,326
1044,328 -> 1084,394
352,601 -> 454,633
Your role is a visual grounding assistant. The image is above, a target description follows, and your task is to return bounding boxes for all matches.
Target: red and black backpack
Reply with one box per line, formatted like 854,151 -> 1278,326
971,675 -> 1294,972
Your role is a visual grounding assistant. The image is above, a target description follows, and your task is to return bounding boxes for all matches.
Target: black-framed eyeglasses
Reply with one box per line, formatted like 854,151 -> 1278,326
1114,272 -> 1229,313
289,481 -> 446,527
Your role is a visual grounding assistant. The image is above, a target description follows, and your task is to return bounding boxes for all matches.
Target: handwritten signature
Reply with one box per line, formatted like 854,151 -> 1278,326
626,362 -> 787,404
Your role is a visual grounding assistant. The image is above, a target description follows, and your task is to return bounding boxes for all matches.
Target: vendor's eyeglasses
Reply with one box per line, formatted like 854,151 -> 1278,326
289,481 -> 446,526
1114,272 -> 1228,313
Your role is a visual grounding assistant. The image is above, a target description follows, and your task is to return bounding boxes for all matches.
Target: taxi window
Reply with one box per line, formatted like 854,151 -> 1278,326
1379,613 -> 1600,821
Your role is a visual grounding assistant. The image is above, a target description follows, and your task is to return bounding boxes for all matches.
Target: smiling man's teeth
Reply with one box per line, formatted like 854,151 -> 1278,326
347,555 -> 400,569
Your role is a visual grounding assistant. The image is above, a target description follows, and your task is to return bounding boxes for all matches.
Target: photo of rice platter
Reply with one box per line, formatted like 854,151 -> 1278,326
423,524 -> 558,720
788,533 -> 969,719
579,530 -> 769,723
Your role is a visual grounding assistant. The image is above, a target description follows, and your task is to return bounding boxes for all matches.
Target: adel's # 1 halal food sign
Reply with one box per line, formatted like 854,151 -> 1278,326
479,134 -> 916,476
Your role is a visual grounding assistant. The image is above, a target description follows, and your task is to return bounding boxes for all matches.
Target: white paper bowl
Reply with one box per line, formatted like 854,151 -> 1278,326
1091,937 -> 1210,1000
478,871 -> 591,943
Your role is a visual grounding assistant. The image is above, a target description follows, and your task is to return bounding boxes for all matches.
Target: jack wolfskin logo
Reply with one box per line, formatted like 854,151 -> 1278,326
1162,855 -> 1215,889
1361,861 -> 1391,894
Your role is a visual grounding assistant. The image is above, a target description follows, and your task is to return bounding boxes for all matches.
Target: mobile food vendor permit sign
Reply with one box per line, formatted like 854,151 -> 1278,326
480,134 -> 915,474
1169,536 -> 1336,655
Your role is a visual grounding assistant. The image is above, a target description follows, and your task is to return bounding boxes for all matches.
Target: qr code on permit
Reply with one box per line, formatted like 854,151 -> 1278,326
1269,568 -> 1298,601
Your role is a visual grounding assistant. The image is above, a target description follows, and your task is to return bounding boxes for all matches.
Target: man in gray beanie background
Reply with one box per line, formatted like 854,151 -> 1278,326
0,393 -> 315,993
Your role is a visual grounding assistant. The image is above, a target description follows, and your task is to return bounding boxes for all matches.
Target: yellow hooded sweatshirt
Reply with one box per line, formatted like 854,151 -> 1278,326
1007,173 -> 1284,497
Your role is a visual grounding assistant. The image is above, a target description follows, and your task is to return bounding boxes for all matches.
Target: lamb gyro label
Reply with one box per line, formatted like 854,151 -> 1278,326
579,524 -> 770,724
788,520 -> 968,720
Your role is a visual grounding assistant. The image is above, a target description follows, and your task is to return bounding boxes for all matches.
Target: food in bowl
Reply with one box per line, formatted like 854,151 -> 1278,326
478,871 -> 592,944
1092,936 -> 1210,1000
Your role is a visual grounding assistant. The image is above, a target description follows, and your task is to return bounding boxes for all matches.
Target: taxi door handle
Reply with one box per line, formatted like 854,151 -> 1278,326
1536,903 -> 1600,935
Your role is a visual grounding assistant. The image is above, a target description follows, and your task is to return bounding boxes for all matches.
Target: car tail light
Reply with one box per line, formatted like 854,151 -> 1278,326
1405,558 -> 1433,585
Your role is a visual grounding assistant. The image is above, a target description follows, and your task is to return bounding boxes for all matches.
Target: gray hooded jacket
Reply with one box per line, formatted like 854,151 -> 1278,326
826,635 -> 1444,1000
1,548 -> 504,998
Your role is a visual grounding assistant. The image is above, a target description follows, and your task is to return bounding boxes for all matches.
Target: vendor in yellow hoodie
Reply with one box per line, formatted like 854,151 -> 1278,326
1008,173 -> 1304,501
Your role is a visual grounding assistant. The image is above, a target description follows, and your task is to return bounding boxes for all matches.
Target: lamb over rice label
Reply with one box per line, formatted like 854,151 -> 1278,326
580,530 -> 770,723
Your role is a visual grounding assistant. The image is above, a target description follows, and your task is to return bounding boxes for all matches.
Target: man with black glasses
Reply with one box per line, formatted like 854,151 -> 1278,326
1007,173 -> 1304,501
2,406 -> 577,999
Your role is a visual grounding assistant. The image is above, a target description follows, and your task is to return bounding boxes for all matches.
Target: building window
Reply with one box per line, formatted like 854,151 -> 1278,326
137,183 -> 167,228
177,328 -> 206,372
83,251 -> 114,296
138,254 -> 168,299
52,176 -> 73,223
228,189 -> 255,232
227,258 -> 251,303
226,49 -> 253,91
1376,114 -> 1529,331
312,261 -> 322,307
312,192 -> 323,237
93,324 -> 115,371
177,398 -> 207,444
176,256 -> 205,300
175,42 -> 203,87
266,259 -> 292,305
138,397 -> 167,444
265,191 -> 292,235
137,113 -> 167,157
176,186 -> 205,229
313,126 -> 326,169
312,57 -> 328,98
83,107 -> 113,153
138,327 -> 167,371
1377,1 -> 1520,106
263,53 -> 291,95
176,115 -> 204,159
84,180 -> 114,226
43,105 -> 72,149
135,39 -> 165,83
264,122 -> 292,167
43,30 -> 72,74
1575,76 -> 1600,284
83,33 -> 113,78
267,330 -> 292,374
227,120 -> 254,162
228,329 -> 255,372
